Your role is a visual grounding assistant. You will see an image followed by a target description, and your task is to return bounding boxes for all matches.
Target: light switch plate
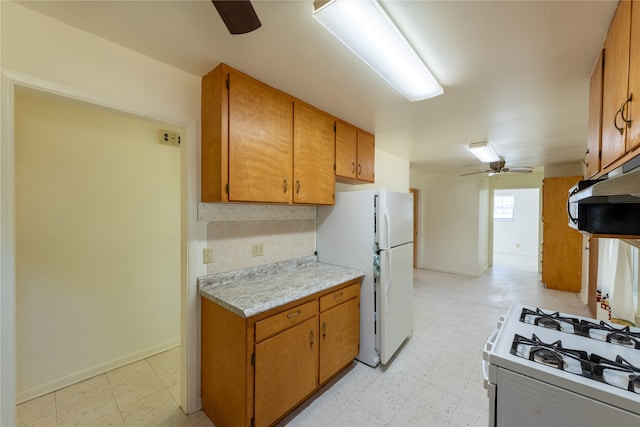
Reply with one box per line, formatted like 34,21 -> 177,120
203,248 -> 213,264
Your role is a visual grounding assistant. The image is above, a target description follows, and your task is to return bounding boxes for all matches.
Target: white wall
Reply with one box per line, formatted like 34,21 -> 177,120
1,1 -> 203,421
493,188 -> 540,256
411,171 -> 489,276
337,148 -> 410,193
15,90 -> 182,401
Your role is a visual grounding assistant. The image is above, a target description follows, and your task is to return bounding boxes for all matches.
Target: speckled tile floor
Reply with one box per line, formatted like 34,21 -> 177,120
279,259 -> 589,427
18,259 -> 589,427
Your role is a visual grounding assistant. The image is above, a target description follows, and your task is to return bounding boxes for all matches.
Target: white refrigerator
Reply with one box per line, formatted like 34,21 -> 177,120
316,190 -> 413,367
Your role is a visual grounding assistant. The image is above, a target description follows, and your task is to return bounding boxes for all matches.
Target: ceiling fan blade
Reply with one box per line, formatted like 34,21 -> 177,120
460,169 -> 491,176
212,0 -> 261,34
507,167 -> 534,173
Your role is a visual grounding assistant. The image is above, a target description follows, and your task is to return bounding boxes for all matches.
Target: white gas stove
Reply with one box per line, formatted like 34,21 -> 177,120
483,304 -> 640,427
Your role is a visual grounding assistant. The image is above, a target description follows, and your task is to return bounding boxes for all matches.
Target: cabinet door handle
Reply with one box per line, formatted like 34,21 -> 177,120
322,321 -> 327,339
283,178 -> 288,193
358,164 -> 362,175
620,93 -> 633,128
286,309 -> 301,319
310,330 -> 315,348
614,94 -> 633,135
614,107 -> 625,135
351,162 -> 356,173
296,179 -> 301,194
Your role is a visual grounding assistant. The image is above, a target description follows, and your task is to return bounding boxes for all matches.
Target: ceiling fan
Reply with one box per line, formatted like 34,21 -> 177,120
211,0 -> 261,35
461,160 -> 533,177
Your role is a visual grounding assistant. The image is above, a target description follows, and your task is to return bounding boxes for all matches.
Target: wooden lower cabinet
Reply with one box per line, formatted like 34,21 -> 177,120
255,317 -> 318,427
201,279 -> 361,427
319,295 -> 359,384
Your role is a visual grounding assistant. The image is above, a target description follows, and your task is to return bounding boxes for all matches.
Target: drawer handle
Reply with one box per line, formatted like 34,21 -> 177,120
287,309 -> 301,319
333,291 -> 344,299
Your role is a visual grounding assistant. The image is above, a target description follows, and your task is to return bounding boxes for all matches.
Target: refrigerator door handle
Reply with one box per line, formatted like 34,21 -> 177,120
382,204 -> 391,249
383,250 -> 391,313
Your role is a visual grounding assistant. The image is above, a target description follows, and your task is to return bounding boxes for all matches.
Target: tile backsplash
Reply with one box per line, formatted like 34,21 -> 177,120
207,219 -> 315,274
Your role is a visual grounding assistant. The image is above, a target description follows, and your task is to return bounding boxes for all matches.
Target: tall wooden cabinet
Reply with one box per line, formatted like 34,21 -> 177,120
541,176 -> 583,292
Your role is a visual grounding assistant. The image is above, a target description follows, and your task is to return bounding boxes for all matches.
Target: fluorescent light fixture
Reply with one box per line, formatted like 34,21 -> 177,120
469,141 -> 501,163
312,0 -> 443,102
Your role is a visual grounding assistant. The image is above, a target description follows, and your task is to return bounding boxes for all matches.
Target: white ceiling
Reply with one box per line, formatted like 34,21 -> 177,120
17,0 -> 618,174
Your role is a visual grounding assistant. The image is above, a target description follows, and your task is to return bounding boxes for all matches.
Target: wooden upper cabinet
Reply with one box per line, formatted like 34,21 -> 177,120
627,0 -> 640,153
202,63 -> 293,203
293,102 -> 335,205
586,50 -> 604,178
202,63 -> 340,205
228,70 -> 293,204
602,1 -> 632,169
335,120 -> 375,183
335,120 -> 358,180
357,130 -> 375,182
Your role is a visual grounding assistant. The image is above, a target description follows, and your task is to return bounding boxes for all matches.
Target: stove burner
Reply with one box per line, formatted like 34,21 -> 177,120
519,308 -> 580,334
581,320 -> 640,350
537,317 -> 561,330
532,348 -> 563,368
590,355 -> 640,395
510,334 -> 591,377
610,333 -> 636,348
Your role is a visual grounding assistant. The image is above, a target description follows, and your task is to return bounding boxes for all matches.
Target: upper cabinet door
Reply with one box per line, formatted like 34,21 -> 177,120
293,102 -> 335,205
627,0 -> 640,153
356,130 -> 375,183
602,0 -> 631,169
335,120 -> 358,180
228,70 -> 293,203
586,50 -> 604,178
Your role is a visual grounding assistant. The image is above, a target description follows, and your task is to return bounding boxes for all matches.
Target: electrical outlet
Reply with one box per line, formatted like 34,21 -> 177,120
252,243 -> 264,257
203,248 -> 213,264
160,130 -> 181,147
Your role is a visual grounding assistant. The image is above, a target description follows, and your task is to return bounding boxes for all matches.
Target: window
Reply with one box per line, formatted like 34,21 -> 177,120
494,194 -> 515,219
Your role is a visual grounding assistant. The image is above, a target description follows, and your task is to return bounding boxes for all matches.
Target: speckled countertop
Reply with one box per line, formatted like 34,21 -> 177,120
198,256 -> 364,318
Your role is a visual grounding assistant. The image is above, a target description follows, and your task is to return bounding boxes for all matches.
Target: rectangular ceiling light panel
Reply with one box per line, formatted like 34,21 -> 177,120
312,0 -> 443,102
468,141 -> 501,163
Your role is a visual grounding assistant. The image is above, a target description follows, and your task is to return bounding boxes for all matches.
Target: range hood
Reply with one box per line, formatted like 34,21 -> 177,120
568,156 -> 640,237
569,167 -> 640,204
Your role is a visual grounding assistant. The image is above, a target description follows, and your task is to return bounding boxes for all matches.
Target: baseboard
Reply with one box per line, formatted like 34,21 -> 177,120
17,337 -> 180,404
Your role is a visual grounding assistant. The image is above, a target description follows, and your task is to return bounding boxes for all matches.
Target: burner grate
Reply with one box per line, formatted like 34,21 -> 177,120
510,333 -> 640,395
520,308 -> 640,350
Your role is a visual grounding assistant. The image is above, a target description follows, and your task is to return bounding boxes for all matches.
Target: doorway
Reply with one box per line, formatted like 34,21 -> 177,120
14,88 -> 182,402
493,188 -> 540,272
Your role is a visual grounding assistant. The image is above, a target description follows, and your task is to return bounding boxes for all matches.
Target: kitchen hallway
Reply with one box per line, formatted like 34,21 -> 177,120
17,263 -> 589,427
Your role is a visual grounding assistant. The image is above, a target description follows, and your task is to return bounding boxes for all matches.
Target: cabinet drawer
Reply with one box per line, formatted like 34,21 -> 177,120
255,300 -> 318,342
319,283 -> 359,312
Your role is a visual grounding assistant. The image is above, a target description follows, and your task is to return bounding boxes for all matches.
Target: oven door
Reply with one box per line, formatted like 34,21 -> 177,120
495,368 -> 640,427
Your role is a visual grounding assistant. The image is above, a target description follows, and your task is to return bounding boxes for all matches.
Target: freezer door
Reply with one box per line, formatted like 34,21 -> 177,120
379,243 -> 413,364
377,190 -> 413,250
